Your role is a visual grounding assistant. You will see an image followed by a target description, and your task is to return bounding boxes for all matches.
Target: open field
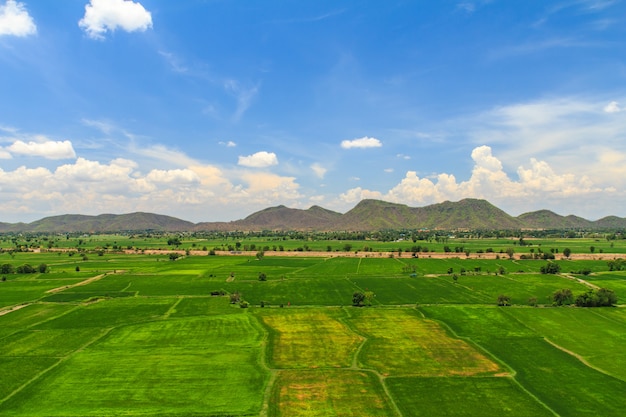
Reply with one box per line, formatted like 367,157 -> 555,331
0,246 -> 625,416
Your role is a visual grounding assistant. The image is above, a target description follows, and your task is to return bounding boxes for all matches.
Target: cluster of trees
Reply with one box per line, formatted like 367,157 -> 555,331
574,288 -> 617,307
1,263 -> 48,274
551,288 -> 617,307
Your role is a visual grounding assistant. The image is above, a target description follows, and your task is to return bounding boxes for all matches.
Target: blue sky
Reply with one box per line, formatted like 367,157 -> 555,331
1,0 -> 626,223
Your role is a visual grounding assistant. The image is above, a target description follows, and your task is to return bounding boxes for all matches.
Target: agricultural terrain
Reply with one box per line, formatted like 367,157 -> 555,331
0,235 -> 625,416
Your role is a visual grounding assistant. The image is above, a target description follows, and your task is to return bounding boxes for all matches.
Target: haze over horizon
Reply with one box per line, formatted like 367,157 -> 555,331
1,0 -> 626,223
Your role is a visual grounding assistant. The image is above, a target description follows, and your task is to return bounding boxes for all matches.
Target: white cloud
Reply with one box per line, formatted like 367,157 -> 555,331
310,163 -> 327,179
0,0 -> 36,37
341,136 -> 382,149
238,151 -> 278,168
604,101 -> 621,113
7,139 -> 76,159
79,0 -> 152,40
219,140 -> 237,147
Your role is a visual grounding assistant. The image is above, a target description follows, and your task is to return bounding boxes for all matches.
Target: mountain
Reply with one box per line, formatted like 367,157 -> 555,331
195,205 -> 342,231
1,199 -> 626,232
334,198 -> 522,230
0,212 -> 195,233
517,210 -> 594,229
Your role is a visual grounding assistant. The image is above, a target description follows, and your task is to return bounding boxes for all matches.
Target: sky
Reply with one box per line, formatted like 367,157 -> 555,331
1,0 -> 626,223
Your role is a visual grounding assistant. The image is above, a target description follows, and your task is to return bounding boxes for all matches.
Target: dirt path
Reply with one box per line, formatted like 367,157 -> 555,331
0,304 -> 30,317
46,270 -> 125,294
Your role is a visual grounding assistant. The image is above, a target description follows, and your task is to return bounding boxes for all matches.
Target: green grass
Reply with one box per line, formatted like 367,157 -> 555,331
1,306 -> 268,416
386,377 -> 554,417
419,305 -> 626,417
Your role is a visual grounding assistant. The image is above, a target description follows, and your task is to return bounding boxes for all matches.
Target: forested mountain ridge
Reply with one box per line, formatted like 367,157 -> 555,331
1,199 -> 624,232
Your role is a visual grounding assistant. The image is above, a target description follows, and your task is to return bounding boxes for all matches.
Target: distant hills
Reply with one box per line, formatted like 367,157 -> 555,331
1,199 -> 625,233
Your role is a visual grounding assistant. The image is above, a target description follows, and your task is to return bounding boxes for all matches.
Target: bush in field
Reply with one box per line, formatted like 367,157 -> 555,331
38,263 -> 48,273
540,262 -> 561,274
575,288 -> 617,307
552,288 -> 573,306
607,259 -> 624,271
229,292 -> 241,304
0,264 -> 15,274
16,264 -> 36,274
258,272 -> 267,281
497,294 -> 511,306
352,292 -> 365,307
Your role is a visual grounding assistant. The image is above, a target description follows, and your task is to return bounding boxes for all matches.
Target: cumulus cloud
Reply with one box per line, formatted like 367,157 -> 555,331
79,0 -> 152,40
604,101 -> 621,113
219,140 -> 237,147
238,151 -> 278,168
0,0 -> 36,37
341,136 -> 382,149
7,139 -> 76,159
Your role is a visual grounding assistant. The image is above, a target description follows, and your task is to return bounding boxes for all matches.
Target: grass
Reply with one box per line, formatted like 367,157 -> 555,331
1,250 -> 625,416
1,301 -> 269,416
386,377 -> 554,417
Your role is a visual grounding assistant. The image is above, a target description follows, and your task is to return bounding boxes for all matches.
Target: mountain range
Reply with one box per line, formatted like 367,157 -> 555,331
1,199 -> 625,233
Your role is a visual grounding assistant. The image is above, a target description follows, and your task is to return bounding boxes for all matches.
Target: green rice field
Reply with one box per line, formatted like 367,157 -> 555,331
0,248 -> 625,416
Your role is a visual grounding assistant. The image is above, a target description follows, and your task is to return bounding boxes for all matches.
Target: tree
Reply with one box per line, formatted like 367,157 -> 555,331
364,290 -> 375,306
0,264 -> 15,274
506,247 -> 515,260
497,294 -> 511,306
540,262 -> 561,274
552,288 -> 573,306
37,263 -> 48,273
563,248 -> 571,259
258,272 -> 267,281
590,246 -> 595,254
352,292 -> 366,307
229,292 -> 241,304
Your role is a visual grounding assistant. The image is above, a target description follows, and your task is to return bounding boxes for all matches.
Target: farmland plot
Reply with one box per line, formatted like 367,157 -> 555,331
270,369 -> 396,417
420,305 -> 626,417
346,308 -> 501,377
0,298 -> 269,416
259,308 -> 362,368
